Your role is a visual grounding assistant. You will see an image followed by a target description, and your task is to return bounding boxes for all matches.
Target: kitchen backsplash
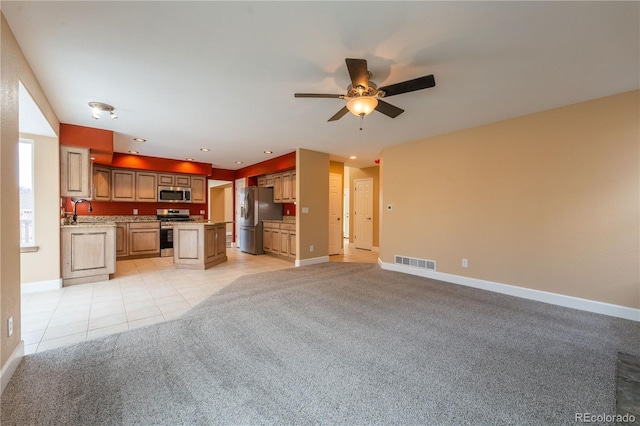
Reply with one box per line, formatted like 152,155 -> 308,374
68,215 -> 205,223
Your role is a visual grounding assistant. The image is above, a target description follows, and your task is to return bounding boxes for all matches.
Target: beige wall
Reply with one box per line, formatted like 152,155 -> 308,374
348,166 -> 380,247
1,13 -> 59,369
296,149 -> 329,261
20,134 -> 61,286
381,90 -> 639,308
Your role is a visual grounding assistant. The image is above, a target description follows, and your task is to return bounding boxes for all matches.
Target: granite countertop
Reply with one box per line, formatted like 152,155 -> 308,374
61,222 -> 116,228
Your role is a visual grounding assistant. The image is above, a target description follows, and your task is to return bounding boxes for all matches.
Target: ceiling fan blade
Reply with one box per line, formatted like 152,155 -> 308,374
295,93 -> 343,98
345,58 -> 369,90
375,99 -> 404,118
379,74 -> 435,97
328,106 -> 349,122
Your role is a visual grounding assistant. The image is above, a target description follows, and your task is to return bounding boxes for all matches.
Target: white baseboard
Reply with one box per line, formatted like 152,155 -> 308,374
379,260 -> 640,322
295,256 -> 330,267
21,278 -> 62,294
1,341 -> 24,395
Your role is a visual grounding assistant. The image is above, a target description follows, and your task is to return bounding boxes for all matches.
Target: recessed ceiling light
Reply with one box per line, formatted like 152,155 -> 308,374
349,156 -> 357,160
200,148 -> 210,152
235,161 -> 243,165
133,138 -> 146,142
264,150 -> 273,154
186,158 -> 194,161
128,150 -> 139,154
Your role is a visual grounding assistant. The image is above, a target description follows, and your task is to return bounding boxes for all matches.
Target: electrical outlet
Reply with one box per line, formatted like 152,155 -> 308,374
462,259 -> 468,268
302,207 -> 309,214
133,209 -> 139,215
7,316 -> 13,337
200,210 -> 205,214
309,245 -> 314,252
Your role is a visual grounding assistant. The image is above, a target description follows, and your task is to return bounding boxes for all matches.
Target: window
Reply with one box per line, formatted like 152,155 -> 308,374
19,139 -> 35,246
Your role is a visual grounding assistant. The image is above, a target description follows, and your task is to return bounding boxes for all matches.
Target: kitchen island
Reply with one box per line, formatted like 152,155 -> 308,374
173,222 -> 228,270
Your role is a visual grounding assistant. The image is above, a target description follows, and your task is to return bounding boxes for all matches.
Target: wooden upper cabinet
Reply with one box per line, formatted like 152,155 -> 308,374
158,174 -> 175,186
175,175 -> 191,187
136,172 -> 157,202
291,171 -> 296,202
111,169 -> 136,201
191,176 -> 207,203
61,145 -> 91,198
273,174 -> 283,202
92,165 -> 111,201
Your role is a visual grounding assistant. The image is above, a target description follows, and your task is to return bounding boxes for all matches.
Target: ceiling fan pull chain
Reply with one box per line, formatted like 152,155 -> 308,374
359,113 -> 364,131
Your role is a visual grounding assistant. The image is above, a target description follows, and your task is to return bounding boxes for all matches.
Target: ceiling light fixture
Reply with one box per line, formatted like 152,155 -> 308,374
88,102 -> 117,120
349,156 -> 357,160
346,96 -> 378,117
235,161 -> 243,165
133,138 -> 146,142
128,150 -> 138,154
264,150 -> 273,154
200,148 -> 210,152
186,158 -> 194,161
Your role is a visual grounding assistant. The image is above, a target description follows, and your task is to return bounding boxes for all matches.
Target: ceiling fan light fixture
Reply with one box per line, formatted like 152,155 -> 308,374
346,96 -> 378,117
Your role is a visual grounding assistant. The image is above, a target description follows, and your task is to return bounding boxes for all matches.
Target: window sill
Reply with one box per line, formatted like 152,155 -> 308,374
20,246 -> 39,253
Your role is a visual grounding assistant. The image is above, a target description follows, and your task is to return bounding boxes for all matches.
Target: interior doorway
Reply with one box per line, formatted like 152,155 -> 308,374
329,172 -> 343,255
353,177 -> 374,250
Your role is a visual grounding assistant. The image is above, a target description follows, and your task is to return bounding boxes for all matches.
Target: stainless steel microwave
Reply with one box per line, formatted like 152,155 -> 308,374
158,186 -> 191,203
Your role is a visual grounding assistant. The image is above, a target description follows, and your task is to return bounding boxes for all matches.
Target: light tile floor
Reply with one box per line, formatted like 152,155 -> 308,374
21,244 -> 378,354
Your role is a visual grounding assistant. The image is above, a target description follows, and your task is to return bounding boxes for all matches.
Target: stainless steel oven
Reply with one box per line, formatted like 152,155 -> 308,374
157,209 -> 191,257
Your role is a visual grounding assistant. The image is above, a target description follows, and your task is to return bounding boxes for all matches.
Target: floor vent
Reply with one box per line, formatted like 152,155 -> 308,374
394,255 -> 436,271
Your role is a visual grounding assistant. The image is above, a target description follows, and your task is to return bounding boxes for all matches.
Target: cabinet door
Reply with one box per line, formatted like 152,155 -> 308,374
115,223 -> 129,258
175,175 -> 191,187
111,170 -> 136,201
263,228 -> 271,252
271,229 -> 280,253
136,172 -> 158,202
280,230 -> 289,256
281,172 -> 290,202
291,171 -> 296,202
265,175 -> 275,188
273,174 -> 283,202
128,223 -> 160,256
288,232 -> 297,258
257,177 -> 266,187
191,176 -> 207,203
215,225 -> 226,256
158,174 -> 175,186
92,165 -> 111,201
60,146 -> 91,197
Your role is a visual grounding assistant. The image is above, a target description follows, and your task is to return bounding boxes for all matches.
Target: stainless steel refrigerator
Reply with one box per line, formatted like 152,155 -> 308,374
239,186 -> 283,254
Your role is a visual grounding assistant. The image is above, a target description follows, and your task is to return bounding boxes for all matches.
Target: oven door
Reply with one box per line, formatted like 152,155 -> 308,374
160,227 -> 174,257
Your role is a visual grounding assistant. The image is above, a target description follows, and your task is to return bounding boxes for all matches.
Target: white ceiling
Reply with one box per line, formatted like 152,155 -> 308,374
3,1 -> 638,170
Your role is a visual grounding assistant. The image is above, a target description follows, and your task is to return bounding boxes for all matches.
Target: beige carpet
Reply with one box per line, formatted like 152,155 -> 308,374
2,262 -> 638,425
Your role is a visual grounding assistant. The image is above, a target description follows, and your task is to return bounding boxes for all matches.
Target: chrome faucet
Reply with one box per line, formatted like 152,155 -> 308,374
72,199 -> 93,223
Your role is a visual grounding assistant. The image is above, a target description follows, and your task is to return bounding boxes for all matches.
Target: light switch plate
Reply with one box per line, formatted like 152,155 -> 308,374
302,207 -> 309,214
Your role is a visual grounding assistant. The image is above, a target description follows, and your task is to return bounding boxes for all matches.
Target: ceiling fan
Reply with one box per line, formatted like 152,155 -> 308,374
295,58 -> 436,124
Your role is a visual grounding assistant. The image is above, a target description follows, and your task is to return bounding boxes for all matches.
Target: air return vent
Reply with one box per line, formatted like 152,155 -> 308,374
395,255 -> 436,271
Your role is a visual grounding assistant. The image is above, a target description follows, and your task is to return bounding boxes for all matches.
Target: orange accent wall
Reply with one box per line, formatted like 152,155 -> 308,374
111,153 -> 212,176
235,152 -> 296,178
64,198 -> 207,218
60,123 -> 114,164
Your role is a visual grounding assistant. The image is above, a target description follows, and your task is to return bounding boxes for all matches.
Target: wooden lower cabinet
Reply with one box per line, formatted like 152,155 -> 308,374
174,222 -> 227,270
61,224 -> 116,286
116,221 -> 160,259
262,221 -> 296,259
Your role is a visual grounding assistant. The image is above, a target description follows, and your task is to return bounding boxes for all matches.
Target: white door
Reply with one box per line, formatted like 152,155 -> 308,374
234,178 -> 245,248
354,177 -> 373,250
343,188 -> 350,239
329,173 -> 343,255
